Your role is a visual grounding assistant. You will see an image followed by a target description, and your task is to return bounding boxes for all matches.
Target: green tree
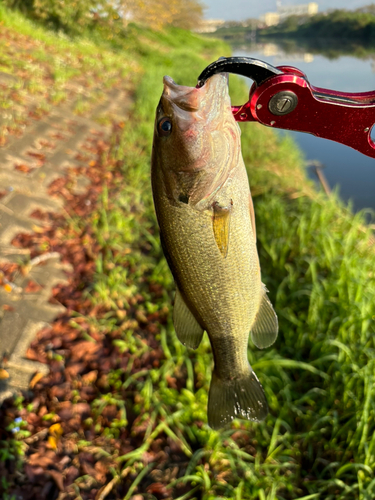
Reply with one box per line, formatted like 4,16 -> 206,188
3,0 -> 114,32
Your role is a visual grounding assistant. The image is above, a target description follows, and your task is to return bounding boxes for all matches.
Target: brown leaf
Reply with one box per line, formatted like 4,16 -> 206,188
48,470 -> 64,491
81,461 -> 97,478
94,460 -> 108,484
146,482 -> 169,497
25,465 -> 46,483
26,347 -> 47,363
15,163 -> 33,173
101,405 -> 117,420
28,452 -> 55,468
57,402 -> 73,421
81,370 -> 98,385
166,376 -> 177,389
73,402 -> 91,419
65,362 -> 85,379
25,280 -> 43,293
66,416 -> 81,432
64,466 -> 79,486
50,383 -> 71,400
79,385 -> 96,401
70,341 -> 100,361
2,304 -> 15,312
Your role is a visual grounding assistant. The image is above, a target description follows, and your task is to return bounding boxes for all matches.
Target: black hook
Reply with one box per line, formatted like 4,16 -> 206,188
197,56 -> 283,88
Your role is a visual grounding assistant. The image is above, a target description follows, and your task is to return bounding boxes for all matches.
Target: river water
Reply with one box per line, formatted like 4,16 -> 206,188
232,41 -> 375,213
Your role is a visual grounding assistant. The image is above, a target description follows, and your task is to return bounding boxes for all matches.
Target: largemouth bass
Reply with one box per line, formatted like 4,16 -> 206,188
151,73 -> 278,429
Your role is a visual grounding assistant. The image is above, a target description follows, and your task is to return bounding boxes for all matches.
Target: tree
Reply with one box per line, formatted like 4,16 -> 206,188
4,0 -> 115,32
117,0 -> 204,31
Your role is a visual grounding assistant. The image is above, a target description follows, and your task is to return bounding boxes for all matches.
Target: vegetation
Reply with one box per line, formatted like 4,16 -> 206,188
259,7 -> 375,44
3,0 -> 204,32
211,7 -> 375,55
0,2 -> 375,500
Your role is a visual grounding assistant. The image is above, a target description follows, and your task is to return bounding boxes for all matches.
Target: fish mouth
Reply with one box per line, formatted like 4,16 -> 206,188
162,73 -> 229,114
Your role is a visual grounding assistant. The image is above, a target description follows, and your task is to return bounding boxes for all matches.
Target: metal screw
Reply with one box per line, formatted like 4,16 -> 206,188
269,91 -> 298,116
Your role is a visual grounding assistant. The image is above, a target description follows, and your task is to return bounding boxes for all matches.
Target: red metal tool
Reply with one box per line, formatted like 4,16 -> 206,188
197,57 -> 375,159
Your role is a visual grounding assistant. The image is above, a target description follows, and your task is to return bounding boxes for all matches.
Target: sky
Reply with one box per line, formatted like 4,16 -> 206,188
202,0 -> 371,21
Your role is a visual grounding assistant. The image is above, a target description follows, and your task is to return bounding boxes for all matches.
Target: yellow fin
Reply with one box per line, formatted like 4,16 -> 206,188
173,288 -> 204,349
212,202 -> 231,258
251,284 -> 278,349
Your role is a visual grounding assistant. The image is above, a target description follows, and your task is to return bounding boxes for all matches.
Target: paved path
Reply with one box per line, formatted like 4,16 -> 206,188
0,74 -> 132,402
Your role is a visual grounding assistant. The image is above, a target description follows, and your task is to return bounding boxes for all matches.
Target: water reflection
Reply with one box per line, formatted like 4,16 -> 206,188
237,42 -> 314,63
232,40 -> 375,213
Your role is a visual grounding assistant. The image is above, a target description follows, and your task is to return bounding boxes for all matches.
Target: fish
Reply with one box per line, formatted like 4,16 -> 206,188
151,72 -> 278,429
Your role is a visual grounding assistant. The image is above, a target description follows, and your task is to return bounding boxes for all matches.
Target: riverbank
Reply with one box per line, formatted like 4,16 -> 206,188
0,4 -> 375,500
212,8 -> 375,58
259,8 -> 375,43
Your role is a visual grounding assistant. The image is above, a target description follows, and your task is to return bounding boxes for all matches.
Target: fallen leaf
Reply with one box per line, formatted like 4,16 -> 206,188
73,402 -> 91,419
2,304 -> 15,312
50,423 -> 63,438
29,372 -> 44,389
0,368 -> 9,380
49,470 -> 64,491
146,482 -> 169,496
70,341 -> 100,361
81,370 -> 98,385
48,423 -> 63,449
48,435 -> 58,450
32,225 -> 45,233
28,452 -> 55,468
25,280 -> 43,293
15,163 -> 32,173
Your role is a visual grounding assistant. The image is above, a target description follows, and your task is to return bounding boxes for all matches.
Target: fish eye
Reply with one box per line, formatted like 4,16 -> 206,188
158,117 -> 172,136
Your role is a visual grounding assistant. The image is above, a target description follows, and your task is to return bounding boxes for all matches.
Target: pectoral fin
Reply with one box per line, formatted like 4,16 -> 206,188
212,202 -> 231,258
251,284 -> 278,349
173,287 -> 204,349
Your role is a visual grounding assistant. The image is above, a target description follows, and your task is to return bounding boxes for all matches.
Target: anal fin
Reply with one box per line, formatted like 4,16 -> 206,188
173,288 -> 204,349
251,284 -> 278,349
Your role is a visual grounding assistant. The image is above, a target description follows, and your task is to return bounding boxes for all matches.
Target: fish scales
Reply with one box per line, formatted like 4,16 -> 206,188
157,166 -> 259,373
151,73 -> 278,429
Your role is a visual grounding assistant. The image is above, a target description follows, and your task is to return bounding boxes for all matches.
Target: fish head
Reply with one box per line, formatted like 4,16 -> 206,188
152,73 -> 240,206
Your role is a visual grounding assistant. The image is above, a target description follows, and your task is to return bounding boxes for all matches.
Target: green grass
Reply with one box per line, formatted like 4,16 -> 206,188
85,28 -> 375,499
1,4 -> 375,499
0,3 -> 136,144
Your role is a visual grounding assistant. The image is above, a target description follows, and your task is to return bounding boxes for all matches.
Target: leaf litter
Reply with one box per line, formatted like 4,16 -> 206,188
0,123 -> 191,500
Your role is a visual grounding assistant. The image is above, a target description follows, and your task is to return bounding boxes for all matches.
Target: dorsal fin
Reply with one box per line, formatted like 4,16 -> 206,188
251,284 -> 278,349
173,287 -> 204,349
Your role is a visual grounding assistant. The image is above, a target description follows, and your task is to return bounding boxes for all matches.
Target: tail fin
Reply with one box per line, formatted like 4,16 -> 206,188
207,368 -> 268,430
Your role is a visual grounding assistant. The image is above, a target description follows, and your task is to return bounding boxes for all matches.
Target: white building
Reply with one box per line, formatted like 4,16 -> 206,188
260,2 -> 318,27
278,2 -> 318,19
195,19 -> 225,33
